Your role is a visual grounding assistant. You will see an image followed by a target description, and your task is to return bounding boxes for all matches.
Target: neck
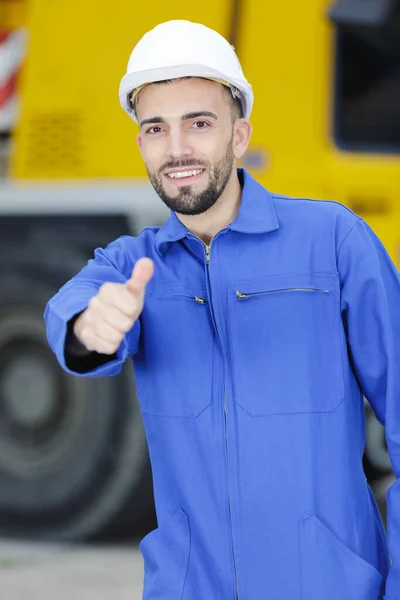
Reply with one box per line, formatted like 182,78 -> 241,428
176,168 -> 242,245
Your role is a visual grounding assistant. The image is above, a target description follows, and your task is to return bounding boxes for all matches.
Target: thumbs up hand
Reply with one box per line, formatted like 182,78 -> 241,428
73,257 -> 154,355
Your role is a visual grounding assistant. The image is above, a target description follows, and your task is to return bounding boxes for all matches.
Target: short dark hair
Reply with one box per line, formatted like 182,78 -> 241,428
132,77 -> 243,123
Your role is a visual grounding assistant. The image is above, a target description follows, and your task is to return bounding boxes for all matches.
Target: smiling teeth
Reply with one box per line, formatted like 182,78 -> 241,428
167,169 -> 203,179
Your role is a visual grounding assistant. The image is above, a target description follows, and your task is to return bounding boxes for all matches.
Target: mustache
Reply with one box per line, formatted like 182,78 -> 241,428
159,159 -> 208,173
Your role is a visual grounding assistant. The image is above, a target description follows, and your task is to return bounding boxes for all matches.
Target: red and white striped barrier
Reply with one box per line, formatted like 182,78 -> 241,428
0,29 -> 26,133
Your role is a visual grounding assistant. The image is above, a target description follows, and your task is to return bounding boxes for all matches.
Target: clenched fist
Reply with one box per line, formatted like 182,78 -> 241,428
73,257 -> 154,355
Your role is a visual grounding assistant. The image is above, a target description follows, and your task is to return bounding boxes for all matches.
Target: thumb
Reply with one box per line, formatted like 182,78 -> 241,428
127,257 -> 154,295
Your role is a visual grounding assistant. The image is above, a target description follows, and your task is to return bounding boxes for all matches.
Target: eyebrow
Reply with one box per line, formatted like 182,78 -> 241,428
139,111 -> 218,128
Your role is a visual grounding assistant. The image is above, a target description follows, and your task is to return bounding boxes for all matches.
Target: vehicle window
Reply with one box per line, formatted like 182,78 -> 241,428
334,9 -> 400,152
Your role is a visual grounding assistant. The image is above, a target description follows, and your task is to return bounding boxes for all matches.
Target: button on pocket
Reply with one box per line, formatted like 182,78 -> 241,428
135,283 -> 214,417
228,272 -> 344,416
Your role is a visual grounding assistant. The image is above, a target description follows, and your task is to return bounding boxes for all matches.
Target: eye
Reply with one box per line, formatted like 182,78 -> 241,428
192,121 -> 209,129
145,126 -> 162,135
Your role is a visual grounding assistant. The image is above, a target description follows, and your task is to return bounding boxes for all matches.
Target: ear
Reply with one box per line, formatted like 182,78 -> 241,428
232,119 -> 252,159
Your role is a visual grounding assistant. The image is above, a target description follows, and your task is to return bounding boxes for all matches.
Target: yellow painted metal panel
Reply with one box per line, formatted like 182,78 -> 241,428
237,0 -> 327,198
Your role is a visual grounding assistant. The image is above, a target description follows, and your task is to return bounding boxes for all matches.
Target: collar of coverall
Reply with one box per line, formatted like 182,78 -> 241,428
154,168 -> 280,256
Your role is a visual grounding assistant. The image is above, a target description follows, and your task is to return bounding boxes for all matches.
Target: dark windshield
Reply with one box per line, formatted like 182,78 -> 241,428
333,5 -> 400,152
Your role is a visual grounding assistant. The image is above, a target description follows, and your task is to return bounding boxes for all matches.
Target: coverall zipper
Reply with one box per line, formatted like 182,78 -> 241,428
236,287 -> 330,299
224,391 -> 239,600
176,294 -> 206,304
145,291 -> 206,303
187,232 -> 239,599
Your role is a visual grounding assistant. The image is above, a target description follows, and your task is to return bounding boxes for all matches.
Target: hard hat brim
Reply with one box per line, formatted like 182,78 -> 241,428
119,64 -> 253,123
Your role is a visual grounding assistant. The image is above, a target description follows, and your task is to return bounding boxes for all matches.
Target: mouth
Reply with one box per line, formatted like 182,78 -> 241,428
164,168 -> 206,185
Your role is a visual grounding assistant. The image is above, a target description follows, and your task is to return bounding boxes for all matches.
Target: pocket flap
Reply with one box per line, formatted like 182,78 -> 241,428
141,508 -> 190,600
299,513 -> 383,600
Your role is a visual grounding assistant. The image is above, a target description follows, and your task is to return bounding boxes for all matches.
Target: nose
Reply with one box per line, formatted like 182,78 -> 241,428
166,129 -> 194,160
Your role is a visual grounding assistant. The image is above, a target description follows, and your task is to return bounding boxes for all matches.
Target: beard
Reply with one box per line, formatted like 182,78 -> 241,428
146,136 -> 235,216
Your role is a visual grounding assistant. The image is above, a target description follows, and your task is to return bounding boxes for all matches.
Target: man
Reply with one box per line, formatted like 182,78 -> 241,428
44,20 -> 400,600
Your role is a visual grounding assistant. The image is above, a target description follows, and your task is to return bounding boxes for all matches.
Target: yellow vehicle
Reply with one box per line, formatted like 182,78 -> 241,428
0,0 -> 398,540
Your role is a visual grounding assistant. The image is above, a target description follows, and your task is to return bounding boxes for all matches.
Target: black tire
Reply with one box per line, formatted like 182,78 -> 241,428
0,245 -> 154,541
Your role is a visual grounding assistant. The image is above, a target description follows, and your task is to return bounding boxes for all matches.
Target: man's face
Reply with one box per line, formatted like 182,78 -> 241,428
136,78 -> 238,216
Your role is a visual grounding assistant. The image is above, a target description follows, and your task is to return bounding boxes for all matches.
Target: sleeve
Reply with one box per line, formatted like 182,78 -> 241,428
44,238 -> 141,377
338,217 -> 400,598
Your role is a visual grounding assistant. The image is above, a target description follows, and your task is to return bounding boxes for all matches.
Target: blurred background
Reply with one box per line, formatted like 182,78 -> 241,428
0,0 -> 399,597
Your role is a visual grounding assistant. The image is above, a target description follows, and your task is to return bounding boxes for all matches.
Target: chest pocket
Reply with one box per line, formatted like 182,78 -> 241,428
228,272 -> 344,416
134,283 -> 214,417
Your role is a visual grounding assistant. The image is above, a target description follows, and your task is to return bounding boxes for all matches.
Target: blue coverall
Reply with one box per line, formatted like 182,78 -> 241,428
45,168 -> 400,600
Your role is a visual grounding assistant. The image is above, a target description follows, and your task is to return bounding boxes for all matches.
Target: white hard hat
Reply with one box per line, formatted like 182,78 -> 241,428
119,20 -> 253,123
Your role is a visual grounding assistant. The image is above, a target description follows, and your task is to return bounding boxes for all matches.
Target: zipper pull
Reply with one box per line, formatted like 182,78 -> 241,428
236,290 -> 247,299
194,296 -> 206,304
